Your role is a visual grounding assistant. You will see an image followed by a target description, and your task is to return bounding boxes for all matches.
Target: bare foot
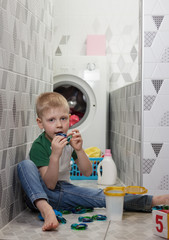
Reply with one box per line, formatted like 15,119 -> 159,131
152,194 -> 169,207
35,199 -> 59,231
41,207 -> 59,231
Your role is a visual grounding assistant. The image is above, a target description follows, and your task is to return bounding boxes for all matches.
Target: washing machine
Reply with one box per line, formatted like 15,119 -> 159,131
53,56 -> 108,153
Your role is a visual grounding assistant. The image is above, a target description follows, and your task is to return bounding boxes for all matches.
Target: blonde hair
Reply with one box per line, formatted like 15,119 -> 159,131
36,92 -> 69,118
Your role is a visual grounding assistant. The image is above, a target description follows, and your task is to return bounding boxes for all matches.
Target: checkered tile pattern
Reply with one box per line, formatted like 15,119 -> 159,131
144,32 -> 157,47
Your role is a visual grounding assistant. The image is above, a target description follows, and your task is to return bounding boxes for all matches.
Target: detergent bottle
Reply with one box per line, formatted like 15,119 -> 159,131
97,149 -> 117,186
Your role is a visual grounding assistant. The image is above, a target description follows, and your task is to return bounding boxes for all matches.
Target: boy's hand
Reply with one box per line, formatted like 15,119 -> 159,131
51,135 -> 68,158
69,129 -> 83,151
68,129 -> 92,177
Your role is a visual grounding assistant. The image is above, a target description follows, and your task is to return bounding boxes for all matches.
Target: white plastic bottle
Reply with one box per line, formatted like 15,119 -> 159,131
97,149 -> 117,186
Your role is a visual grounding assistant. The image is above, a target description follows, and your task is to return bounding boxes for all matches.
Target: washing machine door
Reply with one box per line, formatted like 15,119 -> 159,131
53,74 -> 96,131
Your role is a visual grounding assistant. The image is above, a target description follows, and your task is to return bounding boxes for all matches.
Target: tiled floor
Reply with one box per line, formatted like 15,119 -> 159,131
0,180 -> 161,240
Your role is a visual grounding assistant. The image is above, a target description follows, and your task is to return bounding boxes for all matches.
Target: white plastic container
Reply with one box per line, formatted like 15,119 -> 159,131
97,149 -> 117,186
104,186 -> 125,221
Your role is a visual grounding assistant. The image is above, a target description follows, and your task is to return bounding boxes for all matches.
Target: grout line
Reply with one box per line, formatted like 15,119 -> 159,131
118,178 -> 126,187
103,220 -> 111,240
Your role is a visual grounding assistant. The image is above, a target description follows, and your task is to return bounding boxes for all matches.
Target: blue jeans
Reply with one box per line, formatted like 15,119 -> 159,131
17,160 -> 153,212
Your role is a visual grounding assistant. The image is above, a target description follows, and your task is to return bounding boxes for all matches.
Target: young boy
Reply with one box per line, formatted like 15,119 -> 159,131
17,92 -> 169,231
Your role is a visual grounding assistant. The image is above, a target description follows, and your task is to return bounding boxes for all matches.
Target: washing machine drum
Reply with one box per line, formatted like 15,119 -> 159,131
53,74 -> 96,129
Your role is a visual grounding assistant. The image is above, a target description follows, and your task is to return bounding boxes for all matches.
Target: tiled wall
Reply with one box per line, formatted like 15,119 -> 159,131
53,0 -> 140,91
0,0 -> 53,229
108,0 -> 142,186
143,0 -> 169,195
109,81 -> 142,186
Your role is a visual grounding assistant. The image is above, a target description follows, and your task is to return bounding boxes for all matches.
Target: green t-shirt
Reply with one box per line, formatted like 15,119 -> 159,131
29,132 -> 77,181
30,132 -> 52,167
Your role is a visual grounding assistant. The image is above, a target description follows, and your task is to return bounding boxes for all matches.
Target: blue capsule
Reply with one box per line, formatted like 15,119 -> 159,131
57,216 -> 66,224
78,216 -> 93,222
71,223 -> 88,230
92,215 -> 107,221
56,133 -> 67,137
56,133 -> 72,145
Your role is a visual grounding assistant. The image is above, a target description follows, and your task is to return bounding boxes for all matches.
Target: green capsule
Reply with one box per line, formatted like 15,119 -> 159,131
67,135 -> 72,142
163,205 -> 169,210
60,210 -> 72,214
78,216 -> 93,222
71,223 -> 88,230
57,216 -> 66,224
92,214 -> 107,221
86,207 -> 94,212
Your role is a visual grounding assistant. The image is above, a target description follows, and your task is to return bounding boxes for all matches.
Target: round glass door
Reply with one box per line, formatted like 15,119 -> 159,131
53,84 -> 89,128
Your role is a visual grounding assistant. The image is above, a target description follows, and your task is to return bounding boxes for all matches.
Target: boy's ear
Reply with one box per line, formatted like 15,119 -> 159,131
36,117 -> 43,129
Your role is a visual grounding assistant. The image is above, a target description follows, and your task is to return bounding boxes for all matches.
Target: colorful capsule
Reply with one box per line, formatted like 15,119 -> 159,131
56,133 -> 67,137
92,214 -> 107,221
60,210 -> 72,214
71,223 -> 88,230
71,206 -> 94,214
78,216 -> 93,222
152,206 -> 163,210
67,135 -> 72,142
56,133 -> 72,145
57,216 -> 67,224
85,207 -> 94,213
72,208 -> 86,214
163,205 -> 169,210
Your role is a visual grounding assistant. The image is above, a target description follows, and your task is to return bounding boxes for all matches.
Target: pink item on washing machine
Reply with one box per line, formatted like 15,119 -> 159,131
86,35 -> 106,56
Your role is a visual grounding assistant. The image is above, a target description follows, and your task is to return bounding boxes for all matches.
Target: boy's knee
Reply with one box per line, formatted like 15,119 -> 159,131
17,159 -> 35,171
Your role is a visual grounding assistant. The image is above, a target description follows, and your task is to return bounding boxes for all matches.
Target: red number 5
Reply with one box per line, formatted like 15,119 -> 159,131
156,215 -> 163,232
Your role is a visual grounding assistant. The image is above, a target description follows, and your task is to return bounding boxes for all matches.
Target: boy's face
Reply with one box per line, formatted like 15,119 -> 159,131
37,106 -> 70,142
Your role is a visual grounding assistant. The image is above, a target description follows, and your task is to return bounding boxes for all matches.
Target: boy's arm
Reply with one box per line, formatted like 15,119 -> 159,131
39,135 -> 68,190
38,153 -> 59,190
75,149 -> 92,176
70,130 -> 92,176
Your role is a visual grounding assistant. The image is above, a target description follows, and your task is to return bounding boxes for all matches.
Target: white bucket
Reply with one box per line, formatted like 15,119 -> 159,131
104,186 -> 125,221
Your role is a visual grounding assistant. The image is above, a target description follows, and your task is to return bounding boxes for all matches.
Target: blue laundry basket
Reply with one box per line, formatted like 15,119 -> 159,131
70,158 -> 103,180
